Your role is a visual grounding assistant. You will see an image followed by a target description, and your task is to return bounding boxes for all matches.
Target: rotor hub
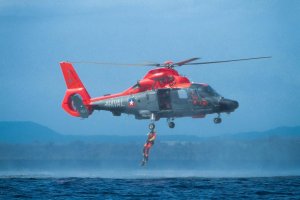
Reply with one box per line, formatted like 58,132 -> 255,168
163,60 -> 174,68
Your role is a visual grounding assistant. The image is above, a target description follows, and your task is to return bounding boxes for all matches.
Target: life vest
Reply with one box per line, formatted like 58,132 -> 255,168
147,132 -> 156,144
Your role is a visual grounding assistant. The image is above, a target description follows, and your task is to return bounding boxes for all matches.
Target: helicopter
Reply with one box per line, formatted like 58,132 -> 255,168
60,57 -> 270,130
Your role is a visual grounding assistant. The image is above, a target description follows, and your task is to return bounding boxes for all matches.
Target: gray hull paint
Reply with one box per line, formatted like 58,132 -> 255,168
90,87 -> 227,120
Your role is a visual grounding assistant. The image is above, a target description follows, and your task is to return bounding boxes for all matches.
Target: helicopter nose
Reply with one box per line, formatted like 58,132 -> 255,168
219,98 -> 239,112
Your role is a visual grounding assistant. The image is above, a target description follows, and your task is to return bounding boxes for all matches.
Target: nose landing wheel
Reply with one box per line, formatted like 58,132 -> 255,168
214,114 -> 222,124
214,117 -> 222,124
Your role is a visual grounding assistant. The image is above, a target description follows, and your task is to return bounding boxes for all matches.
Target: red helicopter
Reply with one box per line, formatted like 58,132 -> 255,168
60,57 -> 270,131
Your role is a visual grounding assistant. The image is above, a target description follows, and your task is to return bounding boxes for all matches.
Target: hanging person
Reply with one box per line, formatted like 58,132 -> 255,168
141,129 -> 157,166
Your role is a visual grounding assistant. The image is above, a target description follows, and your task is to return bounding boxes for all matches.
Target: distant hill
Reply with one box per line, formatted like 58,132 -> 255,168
0,121 -> 61,143
0,121 -> 300,144
0,121 -> 202,144
210,126 -> 300,141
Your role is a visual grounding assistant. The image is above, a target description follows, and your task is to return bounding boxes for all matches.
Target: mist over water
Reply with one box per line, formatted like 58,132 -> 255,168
1,169 -> 300,179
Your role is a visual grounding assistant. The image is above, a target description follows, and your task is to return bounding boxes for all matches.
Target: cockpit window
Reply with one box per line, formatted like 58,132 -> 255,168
191,84 -> 220,97
205,86 -> 219,96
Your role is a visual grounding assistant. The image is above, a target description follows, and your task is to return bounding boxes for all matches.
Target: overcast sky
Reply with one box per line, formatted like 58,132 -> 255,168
0,0 -> 299,135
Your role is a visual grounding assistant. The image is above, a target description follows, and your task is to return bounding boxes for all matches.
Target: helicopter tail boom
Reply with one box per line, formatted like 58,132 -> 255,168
60,62 -> 92,118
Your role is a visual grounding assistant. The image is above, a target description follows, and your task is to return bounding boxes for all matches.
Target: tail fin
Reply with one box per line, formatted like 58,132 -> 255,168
60,62 -> 92,118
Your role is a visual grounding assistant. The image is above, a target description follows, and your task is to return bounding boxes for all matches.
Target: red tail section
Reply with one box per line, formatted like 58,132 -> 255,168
60,62 -> 92,117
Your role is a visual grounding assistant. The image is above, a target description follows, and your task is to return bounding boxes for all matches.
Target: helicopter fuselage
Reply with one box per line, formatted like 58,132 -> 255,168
90,84 -> 238,121
61,63 -> 238,127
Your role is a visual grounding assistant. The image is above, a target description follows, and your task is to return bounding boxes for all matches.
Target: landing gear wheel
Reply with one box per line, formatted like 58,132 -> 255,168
214,117 -> 222,124
168,122 -> 175,128
149,123 -> 155,130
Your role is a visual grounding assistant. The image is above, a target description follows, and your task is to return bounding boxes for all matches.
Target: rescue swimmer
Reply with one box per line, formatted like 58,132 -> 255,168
141,129 -> 157,166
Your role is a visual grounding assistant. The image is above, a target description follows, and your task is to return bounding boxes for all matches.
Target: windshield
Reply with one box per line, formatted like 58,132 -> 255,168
191,84 -> 220,97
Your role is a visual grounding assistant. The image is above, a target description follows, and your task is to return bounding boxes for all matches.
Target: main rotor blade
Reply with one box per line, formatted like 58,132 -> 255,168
69,61 -> 159,66
183,56 -> 271,65
174,57 -> 200,66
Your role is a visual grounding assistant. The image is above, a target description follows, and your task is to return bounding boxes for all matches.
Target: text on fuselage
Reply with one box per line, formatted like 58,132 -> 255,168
104,99 -> 125,108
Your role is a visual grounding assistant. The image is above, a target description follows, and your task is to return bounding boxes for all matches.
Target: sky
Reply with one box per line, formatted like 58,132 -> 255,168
0,0 -> 299,136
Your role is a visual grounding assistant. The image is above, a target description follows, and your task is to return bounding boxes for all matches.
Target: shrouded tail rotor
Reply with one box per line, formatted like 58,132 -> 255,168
60,62 -> 92,118
70,94 -> 90,118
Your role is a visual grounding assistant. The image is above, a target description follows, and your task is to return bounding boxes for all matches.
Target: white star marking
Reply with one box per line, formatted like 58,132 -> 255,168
129,100 -> 134,106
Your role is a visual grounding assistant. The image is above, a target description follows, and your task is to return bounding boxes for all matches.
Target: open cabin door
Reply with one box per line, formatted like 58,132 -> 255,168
157,89 -> 172,111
